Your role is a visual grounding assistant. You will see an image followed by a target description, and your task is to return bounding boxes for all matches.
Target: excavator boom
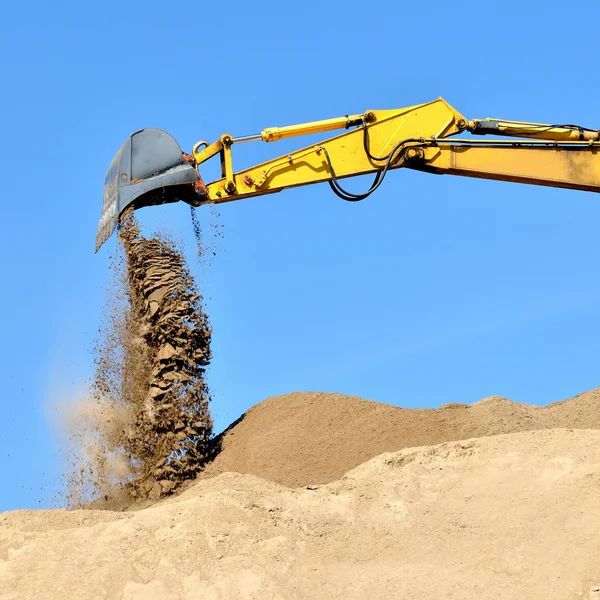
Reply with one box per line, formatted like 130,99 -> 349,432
96,98 -> 600,252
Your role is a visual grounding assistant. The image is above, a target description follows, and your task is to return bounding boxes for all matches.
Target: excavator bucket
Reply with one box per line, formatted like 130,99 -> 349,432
96,128 -> 206,252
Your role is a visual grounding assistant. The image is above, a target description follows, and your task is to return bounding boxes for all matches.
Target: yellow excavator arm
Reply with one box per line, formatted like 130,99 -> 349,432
96,98 -> 600,251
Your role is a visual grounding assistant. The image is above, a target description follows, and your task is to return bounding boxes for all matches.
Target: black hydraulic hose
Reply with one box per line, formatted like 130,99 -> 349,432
326,164 -> 382,202
362,122 -> 394,162
323,130 -> 427,202
329,117 -> 599,202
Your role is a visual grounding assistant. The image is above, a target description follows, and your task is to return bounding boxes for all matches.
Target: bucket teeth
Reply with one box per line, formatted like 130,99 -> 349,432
95,209 -> 117,253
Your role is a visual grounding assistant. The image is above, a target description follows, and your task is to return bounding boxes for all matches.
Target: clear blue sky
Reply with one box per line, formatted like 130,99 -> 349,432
2,1 -> 600,511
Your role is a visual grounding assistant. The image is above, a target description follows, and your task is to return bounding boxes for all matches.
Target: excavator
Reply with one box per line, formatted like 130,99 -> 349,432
96,97 -> 600,251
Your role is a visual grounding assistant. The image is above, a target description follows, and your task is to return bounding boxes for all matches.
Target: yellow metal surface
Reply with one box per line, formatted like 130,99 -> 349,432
193,138 -> 223,165
202,98 -> 466,202
220,135 -> 236,192
188,97 -> 600,205
260,113 -> 365,142
469,119 -> 600,142
416,143 -> 600,192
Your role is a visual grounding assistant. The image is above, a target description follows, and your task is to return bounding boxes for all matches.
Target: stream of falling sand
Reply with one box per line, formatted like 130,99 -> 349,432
67,208 -> 213,505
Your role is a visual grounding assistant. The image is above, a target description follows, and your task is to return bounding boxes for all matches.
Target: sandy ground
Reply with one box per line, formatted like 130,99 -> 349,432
2,429 -> 600,599
2,389 -> 600,599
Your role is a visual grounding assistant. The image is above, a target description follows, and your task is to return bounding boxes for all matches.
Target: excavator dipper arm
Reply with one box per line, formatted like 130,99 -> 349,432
96,98 -> 600,251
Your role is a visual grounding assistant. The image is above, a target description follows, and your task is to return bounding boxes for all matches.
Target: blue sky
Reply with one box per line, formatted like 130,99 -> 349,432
2,1 -> 600,511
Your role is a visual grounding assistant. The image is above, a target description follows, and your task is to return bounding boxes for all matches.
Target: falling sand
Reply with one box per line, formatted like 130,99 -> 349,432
65,208 -> 213,505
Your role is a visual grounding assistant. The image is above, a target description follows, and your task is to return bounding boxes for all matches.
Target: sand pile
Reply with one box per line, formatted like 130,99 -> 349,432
3,428 -> 600,599
198,387 -> 600,487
